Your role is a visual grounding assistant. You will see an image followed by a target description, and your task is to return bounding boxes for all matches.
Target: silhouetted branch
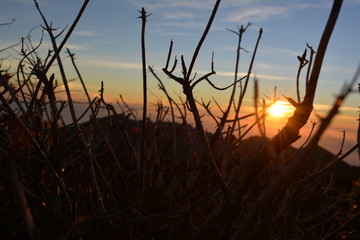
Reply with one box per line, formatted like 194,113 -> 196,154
34,0 -> 89,74
230,27 -> 263,135
187,0 -> 221,80
296,48 -> 309,103
162,0 -> 230,198
298,121 -> 317,149
148,65 -> 177,161
0,17 -> 15,26
210,23 -> 251,146
138,7 -> 151,204
0,41 -> 21,53
270,0 -> 343,156
305,43 -> 315,89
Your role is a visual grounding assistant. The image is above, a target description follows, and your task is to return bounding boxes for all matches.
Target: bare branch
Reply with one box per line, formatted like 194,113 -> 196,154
270,0 -> 343,155
187,0 -> 221,80
305,43 -> 315,89
0,17 -> 16,27
230,27 -> 263,135
296,48 -> 309,103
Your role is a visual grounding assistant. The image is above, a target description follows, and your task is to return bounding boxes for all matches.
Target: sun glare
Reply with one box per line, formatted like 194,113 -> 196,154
268,101 -> 291,117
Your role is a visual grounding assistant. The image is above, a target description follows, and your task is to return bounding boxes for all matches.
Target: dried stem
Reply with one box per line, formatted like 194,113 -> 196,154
138,7 -> 151,207
187,0 -> 221,80
230,27 -> 263,136
162,0 -> 230,198
296,49 -> 308,103
211,22 -> 251,144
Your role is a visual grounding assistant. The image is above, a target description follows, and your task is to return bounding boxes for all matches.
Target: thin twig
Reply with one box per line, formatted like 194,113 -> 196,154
138,7 -> 151,207
186,0 -> 221,80
230,27 -> 263,136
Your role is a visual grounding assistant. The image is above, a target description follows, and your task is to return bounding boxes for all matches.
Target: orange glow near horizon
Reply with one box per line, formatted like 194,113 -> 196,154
267,101 -> 294,118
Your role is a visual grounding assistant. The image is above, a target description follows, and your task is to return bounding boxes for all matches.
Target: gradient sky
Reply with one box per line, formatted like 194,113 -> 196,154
1,0 -> 359,165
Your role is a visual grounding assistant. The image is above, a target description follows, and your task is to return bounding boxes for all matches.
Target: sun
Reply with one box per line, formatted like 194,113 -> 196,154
268,101 -> 290,117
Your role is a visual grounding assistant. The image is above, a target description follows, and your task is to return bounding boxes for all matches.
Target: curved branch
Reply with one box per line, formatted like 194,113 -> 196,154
270,0 -> 343,156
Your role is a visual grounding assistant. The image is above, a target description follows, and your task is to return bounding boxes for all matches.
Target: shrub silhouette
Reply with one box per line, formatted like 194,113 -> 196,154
0,0 -> 359,239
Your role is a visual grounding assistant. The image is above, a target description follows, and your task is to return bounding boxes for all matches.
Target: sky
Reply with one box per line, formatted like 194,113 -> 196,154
1,0 -> 359,165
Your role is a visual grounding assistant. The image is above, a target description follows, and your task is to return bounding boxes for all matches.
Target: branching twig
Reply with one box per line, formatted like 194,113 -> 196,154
230,27 -> 263,136
296,49 -> 309,103
162,0 -> 230,198
305,43 -> 315,89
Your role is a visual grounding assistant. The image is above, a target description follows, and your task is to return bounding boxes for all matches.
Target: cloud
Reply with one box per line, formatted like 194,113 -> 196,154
346,0 -> 360,5
269,47 -> 302,58
222,1 -> 332,23
157,20 -> 205,28
291,2 -> 332,10
65,44 -> 88,51
224,6 -> 289,23
218,45 -> 237,51
162,12 -> 196,20
215,71 -> 293,81
140,1 -> 214,11
73,30 -> 98,37
79,58 -> 142,70
255,73 -> 293,81
314,103 -> 359,112
153,29 -> 194,36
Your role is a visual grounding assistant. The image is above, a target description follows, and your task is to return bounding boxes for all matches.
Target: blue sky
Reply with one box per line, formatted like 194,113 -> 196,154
1,0 -> 360,164
1,0 -> 359,104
